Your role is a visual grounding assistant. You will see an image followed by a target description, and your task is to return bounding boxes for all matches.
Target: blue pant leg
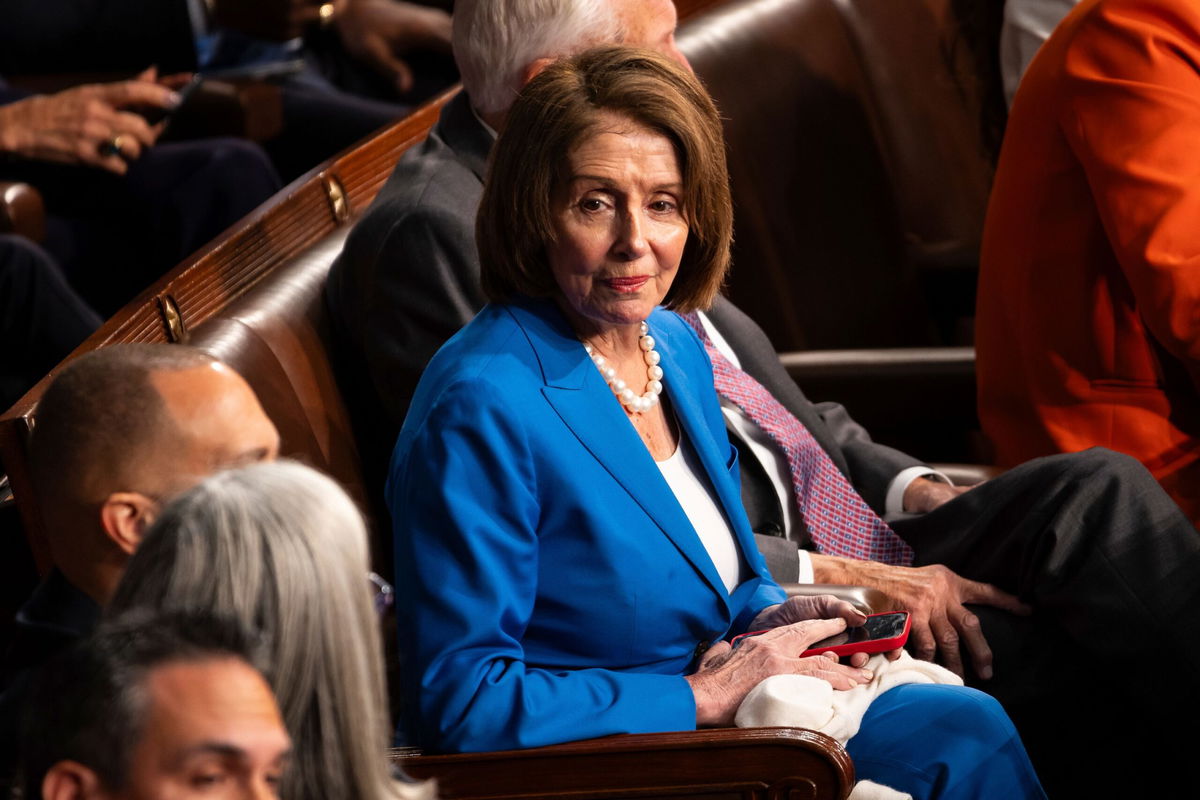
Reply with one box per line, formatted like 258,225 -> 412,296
845,684 -> 1046,800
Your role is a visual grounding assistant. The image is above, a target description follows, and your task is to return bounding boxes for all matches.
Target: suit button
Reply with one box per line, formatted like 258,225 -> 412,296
694,640 -> 711,659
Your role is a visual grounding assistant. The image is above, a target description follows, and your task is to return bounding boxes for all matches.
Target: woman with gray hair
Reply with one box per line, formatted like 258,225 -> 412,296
108,459 -> 432,800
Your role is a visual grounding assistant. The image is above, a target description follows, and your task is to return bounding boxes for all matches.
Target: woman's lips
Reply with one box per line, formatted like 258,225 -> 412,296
602,276 -> 650,293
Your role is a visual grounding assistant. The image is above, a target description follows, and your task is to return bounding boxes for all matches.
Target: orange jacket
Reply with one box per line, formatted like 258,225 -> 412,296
977,0 -> 1200,524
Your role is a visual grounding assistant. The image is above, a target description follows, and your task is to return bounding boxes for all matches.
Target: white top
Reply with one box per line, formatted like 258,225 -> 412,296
656,437 -> 745,593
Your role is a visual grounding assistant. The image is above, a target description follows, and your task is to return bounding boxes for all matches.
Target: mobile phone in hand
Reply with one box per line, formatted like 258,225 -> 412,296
800,610 -> 910,658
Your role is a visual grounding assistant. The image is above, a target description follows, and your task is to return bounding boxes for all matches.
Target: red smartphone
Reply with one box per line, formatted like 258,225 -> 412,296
729,611 -> 911,658
800,611 -> 910,658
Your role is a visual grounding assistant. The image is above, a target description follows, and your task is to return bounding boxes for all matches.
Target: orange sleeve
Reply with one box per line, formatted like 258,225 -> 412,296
1060,2 -> 1200,371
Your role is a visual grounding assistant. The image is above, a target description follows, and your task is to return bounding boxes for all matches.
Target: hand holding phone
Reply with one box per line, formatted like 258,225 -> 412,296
731,610 -> 911,660
800,610 -> 910,658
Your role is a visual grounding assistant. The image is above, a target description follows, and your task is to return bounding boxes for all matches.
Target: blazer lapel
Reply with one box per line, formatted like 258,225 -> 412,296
510,300 -> 733,606
658,318 -> 766,581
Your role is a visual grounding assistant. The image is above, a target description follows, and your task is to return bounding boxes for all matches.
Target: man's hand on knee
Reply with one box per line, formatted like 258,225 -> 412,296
810,554 -> 1031,678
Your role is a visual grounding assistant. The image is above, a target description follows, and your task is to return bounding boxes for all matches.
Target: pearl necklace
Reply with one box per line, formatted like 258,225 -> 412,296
583,321 -> 664,414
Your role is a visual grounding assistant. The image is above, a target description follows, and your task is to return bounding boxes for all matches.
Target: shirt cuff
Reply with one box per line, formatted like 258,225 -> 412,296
885,466 -> 953,516
796,548 -> 815,584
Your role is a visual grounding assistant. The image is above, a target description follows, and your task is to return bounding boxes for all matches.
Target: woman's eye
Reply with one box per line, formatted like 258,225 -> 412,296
649,200 -> 677,213
579,198 -> 605,212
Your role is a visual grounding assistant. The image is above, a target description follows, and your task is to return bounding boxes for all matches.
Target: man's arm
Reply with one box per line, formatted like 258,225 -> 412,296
350,199 -> 487,427
1062,3 -> 1200,381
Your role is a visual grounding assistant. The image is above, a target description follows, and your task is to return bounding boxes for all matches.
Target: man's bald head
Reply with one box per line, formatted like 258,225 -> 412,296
30,344 -> 279,601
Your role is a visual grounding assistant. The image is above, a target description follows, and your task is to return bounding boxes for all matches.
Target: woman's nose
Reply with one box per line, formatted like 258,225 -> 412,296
613,209 -> 648,260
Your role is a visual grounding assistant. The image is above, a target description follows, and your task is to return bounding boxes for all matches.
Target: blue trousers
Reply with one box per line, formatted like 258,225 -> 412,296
845,685 -> 1046,799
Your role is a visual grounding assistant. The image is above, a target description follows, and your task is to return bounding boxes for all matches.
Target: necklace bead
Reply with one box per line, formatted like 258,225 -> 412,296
582,321 -> 664,414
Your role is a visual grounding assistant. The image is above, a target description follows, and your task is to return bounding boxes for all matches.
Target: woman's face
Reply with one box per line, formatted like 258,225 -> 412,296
546,112 -> 688,337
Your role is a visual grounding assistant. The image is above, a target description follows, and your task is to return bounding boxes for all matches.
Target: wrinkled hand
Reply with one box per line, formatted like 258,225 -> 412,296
211,0 -> 323,41
902,476 -> 973,514
686,619 -> 875,727
0,68 -> 176,175
334,0 -> 453,93
749,594 -> 866,632
810,554 -> 1030,678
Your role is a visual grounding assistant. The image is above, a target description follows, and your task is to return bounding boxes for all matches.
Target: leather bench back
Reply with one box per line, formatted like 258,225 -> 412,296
679,0 -> 993,352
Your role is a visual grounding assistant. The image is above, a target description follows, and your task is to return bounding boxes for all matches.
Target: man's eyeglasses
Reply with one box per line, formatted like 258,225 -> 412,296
368,571 -> 394,615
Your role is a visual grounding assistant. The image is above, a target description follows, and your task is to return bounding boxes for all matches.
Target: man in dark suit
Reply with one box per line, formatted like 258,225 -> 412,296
328,1 -> 1200,791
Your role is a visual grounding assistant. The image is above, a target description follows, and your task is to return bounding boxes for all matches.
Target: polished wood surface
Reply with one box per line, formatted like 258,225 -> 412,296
398,727 -> 855,800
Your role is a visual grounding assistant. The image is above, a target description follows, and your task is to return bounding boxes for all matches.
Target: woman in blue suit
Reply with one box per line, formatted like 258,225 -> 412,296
389,47 -> 1044,799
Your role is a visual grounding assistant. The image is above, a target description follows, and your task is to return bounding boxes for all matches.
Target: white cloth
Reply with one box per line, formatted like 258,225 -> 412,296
850,781 -> 912,800
734,651 -> 962,744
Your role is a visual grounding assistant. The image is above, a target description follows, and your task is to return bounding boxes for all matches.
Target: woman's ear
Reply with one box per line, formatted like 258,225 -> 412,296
99,491 -> 159,556
42,760 -> 108,800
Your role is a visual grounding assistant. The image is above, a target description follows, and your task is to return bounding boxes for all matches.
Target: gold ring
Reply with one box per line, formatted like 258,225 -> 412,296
100,134 -> 127,157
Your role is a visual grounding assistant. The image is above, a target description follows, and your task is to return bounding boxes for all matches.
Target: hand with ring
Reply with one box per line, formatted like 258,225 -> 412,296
0,67 -> 180,175
98,134 -> 129,159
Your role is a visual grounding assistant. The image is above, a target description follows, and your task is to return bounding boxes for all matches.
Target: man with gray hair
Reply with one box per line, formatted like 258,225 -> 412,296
326,0 -> 686,429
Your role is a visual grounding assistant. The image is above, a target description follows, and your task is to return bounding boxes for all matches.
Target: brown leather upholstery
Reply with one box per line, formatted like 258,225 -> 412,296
0,182 -> 45,243
678,0 -> 993,353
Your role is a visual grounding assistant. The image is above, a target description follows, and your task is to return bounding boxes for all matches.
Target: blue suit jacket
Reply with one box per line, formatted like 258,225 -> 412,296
388,297 -> 785,753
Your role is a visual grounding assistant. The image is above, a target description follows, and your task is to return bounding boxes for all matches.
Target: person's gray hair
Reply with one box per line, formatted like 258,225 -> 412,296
453,0 -> 624,114
109,460 -> 432,800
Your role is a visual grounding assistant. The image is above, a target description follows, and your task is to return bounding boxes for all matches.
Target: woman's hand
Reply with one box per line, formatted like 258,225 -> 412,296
0,68 -> 175,174
685,618 -> 875,727
749,594 -> 867,632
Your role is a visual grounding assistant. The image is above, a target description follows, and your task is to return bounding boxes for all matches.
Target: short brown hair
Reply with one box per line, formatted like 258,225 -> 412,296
477,46 -> 733,313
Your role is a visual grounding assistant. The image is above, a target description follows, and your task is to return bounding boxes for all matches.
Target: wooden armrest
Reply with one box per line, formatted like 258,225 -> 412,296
779,346 -> 975,384
780,346 -> 983,464
781,583 -> 887,614
397,727 -> 854,800
0,182 -> 46,242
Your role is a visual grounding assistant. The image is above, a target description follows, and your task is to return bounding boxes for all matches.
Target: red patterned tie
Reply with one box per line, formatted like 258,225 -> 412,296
680,312 -> 914,566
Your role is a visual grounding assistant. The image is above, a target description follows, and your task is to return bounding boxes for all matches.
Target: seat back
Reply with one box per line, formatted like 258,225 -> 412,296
0,90 -> 454,573
678,0 -> 994,352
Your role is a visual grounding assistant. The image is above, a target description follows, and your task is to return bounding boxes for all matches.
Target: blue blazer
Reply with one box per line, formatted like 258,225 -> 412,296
388,297 -> 786,753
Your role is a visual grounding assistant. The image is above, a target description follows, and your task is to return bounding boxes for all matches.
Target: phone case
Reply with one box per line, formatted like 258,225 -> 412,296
800,611 -> 911,658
